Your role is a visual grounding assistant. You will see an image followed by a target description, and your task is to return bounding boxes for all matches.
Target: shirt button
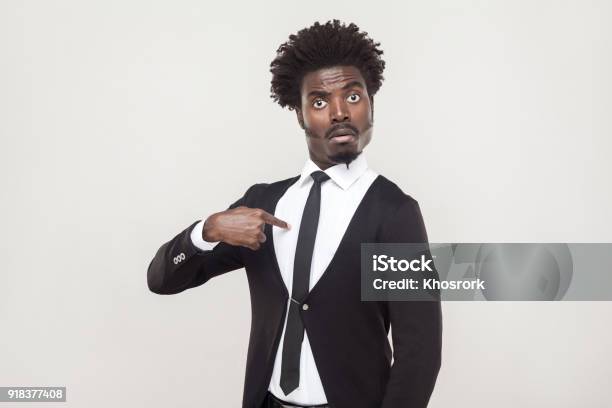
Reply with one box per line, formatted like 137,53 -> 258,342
302,303 -> 309,311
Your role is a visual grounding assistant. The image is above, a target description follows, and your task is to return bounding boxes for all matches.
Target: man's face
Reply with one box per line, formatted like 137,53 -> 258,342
296,65 -> 373,169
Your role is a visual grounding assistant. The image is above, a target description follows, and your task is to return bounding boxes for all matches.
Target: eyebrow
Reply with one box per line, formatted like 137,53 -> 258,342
306,81 -> 364,99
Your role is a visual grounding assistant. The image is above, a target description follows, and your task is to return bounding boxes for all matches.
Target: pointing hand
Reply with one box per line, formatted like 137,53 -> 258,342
202,206 -> 290,251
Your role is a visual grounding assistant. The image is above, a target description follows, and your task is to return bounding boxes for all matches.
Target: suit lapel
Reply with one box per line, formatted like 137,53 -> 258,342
260,176 -> 300,298
306,175 -> 381,298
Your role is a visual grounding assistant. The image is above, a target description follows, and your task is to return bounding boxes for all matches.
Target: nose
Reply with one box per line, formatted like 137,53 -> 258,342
329,97 -> 350,123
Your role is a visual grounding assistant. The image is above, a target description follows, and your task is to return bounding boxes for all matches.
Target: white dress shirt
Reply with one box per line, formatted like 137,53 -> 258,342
191,153 -> 378,405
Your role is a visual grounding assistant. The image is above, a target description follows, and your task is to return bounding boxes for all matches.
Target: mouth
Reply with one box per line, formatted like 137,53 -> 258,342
328,127 -> 358,144
329,134 -> 356,144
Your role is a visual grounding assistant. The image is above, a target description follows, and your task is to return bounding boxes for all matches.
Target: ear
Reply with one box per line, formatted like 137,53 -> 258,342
295,107 -> 305,129
370,95 -> 375,121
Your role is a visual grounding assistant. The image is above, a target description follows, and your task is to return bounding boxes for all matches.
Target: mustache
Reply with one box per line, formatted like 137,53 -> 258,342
325,123 -> 359,139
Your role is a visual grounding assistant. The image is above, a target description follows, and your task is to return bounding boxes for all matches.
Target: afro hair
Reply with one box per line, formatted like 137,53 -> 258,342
269,19 -> 386,111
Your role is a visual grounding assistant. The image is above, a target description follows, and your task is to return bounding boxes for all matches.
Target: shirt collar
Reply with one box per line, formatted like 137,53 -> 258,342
298,153 -> 369,190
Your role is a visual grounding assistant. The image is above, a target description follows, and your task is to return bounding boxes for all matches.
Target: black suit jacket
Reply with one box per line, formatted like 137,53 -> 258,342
147,174 -> 442,408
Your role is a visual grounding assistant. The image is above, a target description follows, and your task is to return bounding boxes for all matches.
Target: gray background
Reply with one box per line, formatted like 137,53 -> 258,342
1,0 -> 611,407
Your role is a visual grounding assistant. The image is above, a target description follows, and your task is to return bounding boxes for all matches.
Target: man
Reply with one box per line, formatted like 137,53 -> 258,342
148,20 -> 442,408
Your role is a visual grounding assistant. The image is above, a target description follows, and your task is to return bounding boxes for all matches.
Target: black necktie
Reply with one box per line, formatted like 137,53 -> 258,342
280,170 -> 331,395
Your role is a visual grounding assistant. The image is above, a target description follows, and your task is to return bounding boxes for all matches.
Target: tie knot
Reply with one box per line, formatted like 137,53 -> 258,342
310,171 -> 330,184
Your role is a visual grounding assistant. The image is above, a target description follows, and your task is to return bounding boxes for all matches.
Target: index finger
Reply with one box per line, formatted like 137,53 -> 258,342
260,211 -> 290,229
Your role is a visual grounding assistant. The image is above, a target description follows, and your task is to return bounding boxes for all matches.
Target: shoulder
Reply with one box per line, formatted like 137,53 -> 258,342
374,175 -> 429,242
372,174 -> 420,211
241,175 -> 301,204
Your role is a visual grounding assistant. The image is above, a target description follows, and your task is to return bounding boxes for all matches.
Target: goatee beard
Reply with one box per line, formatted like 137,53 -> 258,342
329,150 -> 362,168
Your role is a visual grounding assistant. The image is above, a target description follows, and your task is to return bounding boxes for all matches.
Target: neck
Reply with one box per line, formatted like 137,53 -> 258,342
309,151 -> 362,170
309,153 -> 335,170
313,160 -> 334,170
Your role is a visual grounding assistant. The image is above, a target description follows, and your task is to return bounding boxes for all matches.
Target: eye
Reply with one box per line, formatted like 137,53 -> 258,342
347,93 -> 361,103
312,98 -> 328,109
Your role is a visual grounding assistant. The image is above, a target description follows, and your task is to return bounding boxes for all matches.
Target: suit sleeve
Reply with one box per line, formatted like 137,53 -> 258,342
378,198 -> 443,408
146,184 -> 258,295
